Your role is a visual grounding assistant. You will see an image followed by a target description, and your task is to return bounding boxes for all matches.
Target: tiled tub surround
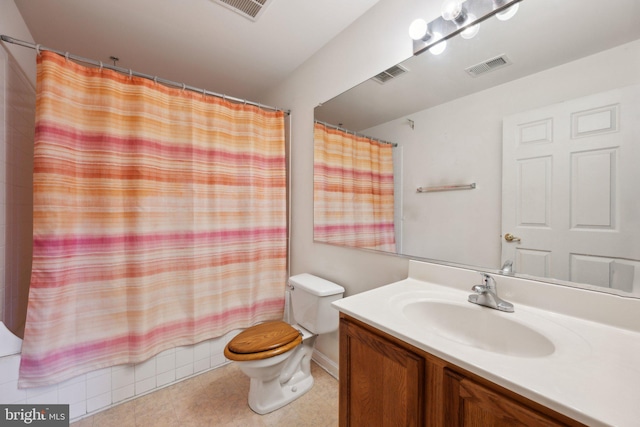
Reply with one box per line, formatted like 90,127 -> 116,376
0,330 -> 239,421
333,260 -> 640,427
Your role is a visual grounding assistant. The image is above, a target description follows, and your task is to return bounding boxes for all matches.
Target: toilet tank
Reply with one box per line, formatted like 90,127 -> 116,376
289,274 -> 345,335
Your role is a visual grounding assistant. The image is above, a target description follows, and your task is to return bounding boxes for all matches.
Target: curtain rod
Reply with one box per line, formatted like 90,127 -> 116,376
314,120 -> 398,147
0,34 -> 290,115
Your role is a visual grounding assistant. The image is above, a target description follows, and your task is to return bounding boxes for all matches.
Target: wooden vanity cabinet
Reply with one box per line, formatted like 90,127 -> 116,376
339,314 -> 586,427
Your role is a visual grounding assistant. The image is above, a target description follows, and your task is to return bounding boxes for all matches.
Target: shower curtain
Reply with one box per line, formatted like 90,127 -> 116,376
314,122 -> 395,252
19,51 -> 287,387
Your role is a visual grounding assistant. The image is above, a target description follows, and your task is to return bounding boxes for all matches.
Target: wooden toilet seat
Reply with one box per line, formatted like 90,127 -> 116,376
224,321 -> 303,361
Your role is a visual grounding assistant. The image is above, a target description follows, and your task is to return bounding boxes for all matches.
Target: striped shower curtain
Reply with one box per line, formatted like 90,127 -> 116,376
19,51 -> 287,387
313,122 -> 395,252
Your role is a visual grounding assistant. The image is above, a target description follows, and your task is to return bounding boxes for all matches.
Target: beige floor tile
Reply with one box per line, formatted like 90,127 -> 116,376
71,361 -> 338,427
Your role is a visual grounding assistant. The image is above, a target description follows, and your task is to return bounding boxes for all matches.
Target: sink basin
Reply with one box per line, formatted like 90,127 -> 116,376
402,300 -> 556,357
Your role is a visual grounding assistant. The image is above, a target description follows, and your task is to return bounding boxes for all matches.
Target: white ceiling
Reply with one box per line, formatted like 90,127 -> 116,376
13,0 -> 381,103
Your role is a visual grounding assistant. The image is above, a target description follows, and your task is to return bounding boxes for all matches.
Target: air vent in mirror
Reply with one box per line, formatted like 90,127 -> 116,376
210,0 -> 271,21
371,64 -> 409,84
465,54 -> 512,77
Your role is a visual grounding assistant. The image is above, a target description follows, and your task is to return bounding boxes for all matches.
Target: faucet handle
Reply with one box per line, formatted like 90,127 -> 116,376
471,273 -> 493,293
480,272 -> 495,286
471,284 -> 485,294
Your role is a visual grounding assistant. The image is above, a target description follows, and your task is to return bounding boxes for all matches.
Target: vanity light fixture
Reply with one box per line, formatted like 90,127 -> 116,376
410,0 -> 523,56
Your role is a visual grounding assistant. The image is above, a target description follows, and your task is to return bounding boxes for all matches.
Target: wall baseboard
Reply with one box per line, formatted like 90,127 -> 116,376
312,349 -> 339,379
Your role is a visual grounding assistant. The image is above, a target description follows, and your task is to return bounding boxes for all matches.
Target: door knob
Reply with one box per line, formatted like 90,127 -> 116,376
504,233 -> 521,242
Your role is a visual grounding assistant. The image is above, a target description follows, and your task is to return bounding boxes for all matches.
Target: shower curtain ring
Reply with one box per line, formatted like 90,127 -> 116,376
129,69 -> 133,79
182,83 -> 186,91
99,61 -> 103,71
202,88 -> 207,97
65,52 -> 70,61
153,76 -> 158,85
35,44 -> 41,56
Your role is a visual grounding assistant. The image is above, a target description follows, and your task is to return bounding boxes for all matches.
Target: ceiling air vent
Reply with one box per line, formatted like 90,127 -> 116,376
210,0 -> 272,21
371,64 -> 409,84
465,54 -> 512,77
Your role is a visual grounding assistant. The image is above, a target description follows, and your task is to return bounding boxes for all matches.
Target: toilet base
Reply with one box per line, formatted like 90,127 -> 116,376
245,334 -> 316,414
248,372 -> 314,414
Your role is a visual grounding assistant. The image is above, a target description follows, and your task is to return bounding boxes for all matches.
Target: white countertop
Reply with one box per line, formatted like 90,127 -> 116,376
332,261 -> 640,427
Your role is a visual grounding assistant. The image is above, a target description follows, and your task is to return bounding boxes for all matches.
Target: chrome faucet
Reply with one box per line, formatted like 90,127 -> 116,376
468,273 -> 514,312
500,260 -> 514,275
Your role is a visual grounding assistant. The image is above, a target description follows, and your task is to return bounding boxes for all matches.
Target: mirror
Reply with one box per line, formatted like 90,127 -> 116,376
314,0 -> 640,296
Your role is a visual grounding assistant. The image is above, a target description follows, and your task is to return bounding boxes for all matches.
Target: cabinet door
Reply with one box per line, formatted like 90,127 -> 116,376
340,318 -> 426,427
443,369 -> 569,427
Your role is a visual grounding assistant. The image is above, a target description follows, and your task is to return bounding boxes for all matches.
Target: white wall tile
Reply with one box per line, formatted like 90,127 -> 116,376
194,341 -> 210,361
194,357 -> 210,373
175,363 -> 194,380
210,336 -> 227,354
86,371 -> 112,398
0,380 -> 26,404
210,353 -> 227,368
26,384 -> 58,401
0,355 -> 20,382
135,377 -> 155,396
134,358 -> 156,381
156,352 -> 175,374
156,370 -> 175,388
111,365 -> 135,390
112,384 -> 135,404
86,392 -> 111,413
26,388 -> 58,404
58,378 -> 86,404
175,346 -> 194,367
69,400 -> 87,420
86,367 -> 111,380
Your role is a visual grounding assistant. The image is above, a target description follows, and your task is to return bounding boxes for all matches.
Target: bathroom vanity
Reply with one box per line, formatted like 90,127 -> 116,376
332,261 -> 640,426
339,314 -> 583,426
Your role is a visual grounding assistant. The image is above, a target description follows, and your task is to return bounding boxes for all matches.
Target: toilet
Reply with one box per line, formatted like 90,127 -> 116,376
224,273 -> 345,414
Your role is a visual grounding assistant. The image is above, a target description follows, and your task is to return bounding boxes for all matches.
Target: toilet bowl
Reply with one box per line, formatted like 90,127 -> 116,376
224,274 -> 344,414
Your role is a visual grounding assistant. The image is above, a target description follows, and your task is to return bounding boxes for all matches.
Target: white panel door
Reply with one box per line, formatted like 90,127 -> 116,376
501,85 -> 640,292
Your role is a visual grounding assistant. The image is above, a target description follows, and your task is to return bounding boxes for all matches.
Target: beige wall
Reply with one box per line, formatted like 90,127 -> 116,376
0,1 -> 36,83
264,0 -> 444,364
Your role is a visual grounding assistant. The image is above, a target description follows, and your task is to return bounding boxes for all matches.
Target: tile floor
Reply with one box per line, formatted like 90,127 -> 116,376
70,361 -> 339,426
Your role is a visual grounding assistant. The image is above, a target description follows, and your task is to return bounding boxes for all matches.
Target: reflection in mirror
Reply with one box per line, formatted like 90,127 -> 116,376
313,121 -> 396,252
314,0 -> 640,297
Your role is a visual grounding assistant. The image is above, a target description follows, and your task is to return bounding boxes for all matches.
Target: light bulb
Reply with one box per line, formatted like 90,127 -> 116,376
496,3 -> 519,21
441,0 -> 463,21
408,19 -> 429,41
429,32 -> 447,55
460,14 -> 480,39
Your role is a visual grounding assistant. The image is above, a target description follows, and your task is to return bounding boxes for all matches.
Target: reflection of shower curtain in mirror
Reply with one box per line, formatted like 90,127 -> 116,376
19,51 -> 287,387
314,122 -> 395,252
